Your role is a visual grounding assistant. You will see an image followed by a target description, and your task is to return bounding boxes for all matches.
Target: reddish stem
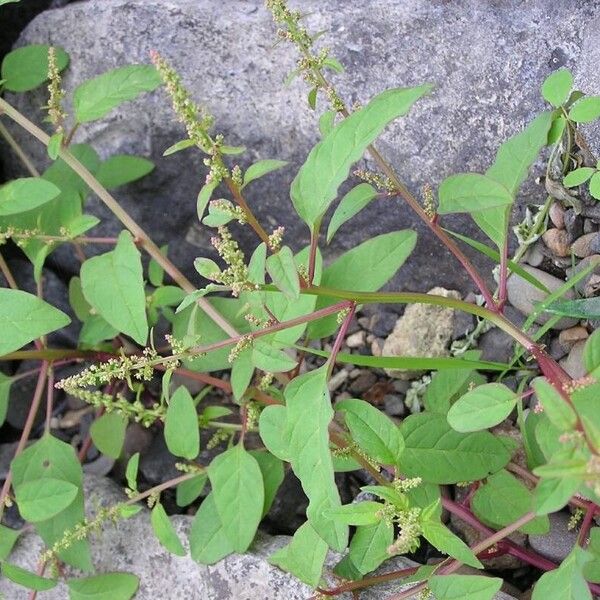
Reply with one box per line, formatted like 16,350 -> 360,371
0,362 -> 49,522
578,503 -> 597,547
327,302 -> 356,377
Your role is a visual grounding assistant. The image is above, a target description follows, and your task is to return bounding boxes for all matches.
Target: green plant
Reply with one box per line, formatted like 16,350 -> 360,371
1,1 -> 600,598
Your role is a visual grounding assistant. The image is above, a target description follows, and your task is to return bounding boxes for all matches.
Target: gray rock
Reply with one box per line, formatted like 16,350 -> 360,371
0,441 -> 19,480
369,311 -> 400,338
382,287 -> 460,379
559,339 -> 587,379
506,265 -> 578,330
0,474 -> 516,599
5,0 -> 600,295
529,511 -> 578,564
383,393 -> 406,417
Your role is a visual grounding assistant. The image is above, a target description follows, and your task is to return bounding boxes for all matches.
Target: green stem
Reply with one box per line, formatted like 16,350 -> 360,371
0,97 -> 238,339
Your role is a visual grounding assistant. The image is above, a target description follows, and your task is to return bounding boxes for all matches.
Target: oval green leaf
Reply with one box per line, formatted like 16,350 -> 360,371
151,502 -> 186,556
164,386 -> 200,460
15,477 -> 78,522
1,44 -> 69,92
0,177 -> 60,216
67,572 -> 139,600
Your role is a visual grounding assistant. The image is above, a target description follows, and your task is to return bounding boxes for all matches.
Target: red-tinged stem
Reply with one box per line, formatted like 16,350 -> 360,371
186,300 -> 353,357
314,566 -> 420,597
0,252 -> 18,290
578,503 -> 597,546
326,302 -> 356,377
224,177 -> 271,247
498,236 -> 509,311
0,362 -> 49,522
308,226 -> 320,285
44,366 -> 54,434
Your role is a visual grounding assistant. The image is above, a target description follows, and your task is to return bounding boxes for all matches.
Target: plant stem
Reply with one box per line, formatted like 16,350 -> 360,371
0,119 -> 40,176
578,503 -> 597,546
0,361 -> 49,522
45,366 -> 54,434
498,235 -> 509,310
327,302 -> 356,377
224,177 -> 271,246
0,98 -> 238,339
0,251 -> 18,290
315,566 -> 420,597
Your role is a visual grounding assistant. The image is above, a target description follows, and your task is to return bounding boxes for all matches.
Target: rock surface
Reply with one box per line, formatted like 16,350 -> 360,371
4,0 -> 600,294
382,287 -> 460,379
506,265 -> 578,330
528,511 -> 578,564
0,475 -> 517,599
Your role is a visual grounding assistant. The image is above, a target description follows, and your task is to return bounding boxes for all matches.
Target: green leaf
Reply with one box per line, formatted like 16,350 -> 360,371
189,493 -> 234,564
319,110 -> 335,136
208,444 -> 264,552
284,368 -> 348,550
11,434 -> 91,571
266,246 -> 300,300
438,173 -> 513,214
151,502 -> 186,556
231,348 -> 254,401
429,574 -> 502,600
532,377 -> 577,431
486,112 -> 553,197
564,167 -> 595,187
0,373 -> 12,427
0,525 -> 20,560
125,453 -> 139,492
327,183 -> 378,243
345,520 -> 394,575
15,477 -> 78,522
176,473 -> 207,507
324,501 -> 382,525
1,563 -> 56,591
423,361 -> 481,414
47,132 -> 64,160
80,230 -> 148,345
269,522 -> 328,587
67,572 -> 139,600
547,114 -> 567,144
542,69 -> 573,107
472,469 -> 549,534
545,297 -> 600,320
400,413 -> 510,484
291,85 -> 432,228
0,177 -> 60,216
249,450 -> 284,517
422,518 -> 483,569
74,64 -> 161,122
1,44 -> 69,92
447,383 -> 517,432
95,155 -> 154,189
252,340 -> 297,373
164,386 -> 200,460
308,87 -> 318,109
585,329 -> 600,376
297,345 -> 513,372
194,257 -> 221,280
242,159 -> 288,189
79,316 -> 119,347
583,528 -> 600,583
0,0 -> 21,6
336,398 -> 404,464
307,230 -> 417,339
532,546 -> 592,600
196,179 -> 218,221
221,145 -> 246,155
590,172 -> 600,200
0,289 -> 71,356
534,475 -> 580,515
163,138 -> 196,156
90,412 -> 127,459
148,244 -> 167,287
259,405 -> 291,462
569,96 -> 600,123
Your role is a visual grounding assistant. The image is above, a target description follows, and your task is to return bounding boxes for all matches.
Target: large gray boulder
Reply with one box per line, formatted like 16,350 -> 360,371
0,475 -> 517,599
3,0 -> 600,293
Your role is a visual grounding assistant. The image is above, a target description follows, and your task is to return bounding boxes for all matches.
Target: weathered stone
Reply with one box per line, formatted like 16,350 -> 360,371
542,228 -> 570,257
559,340 -> 587,379
6,0 -> 600,296
345,330 -> 365,349
524,240 -> 545,267
529,512 -> 578,564
382,287 -> 460,379
558,326 -> 589,351
566,254 -> 600,296
549,202 -> 566,230
349,370 -> 377,394
571,232 -> 599,258
368,311 -> 400,338
383,394 -> 405,417
506,265 -> 578,330
564,209 -> 584,243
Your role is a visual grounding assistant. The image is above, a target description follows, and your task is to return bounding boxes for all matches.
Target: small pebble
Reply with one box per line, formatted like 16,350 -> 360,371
549,202 -> 565,229
368,312 -> 399,337
346,330 -> 366,348
564,209 -> 583,242
558,326 -> 588,351
349,368 -> 361,379
559,340 -> 587,379
349,371 -> 377,394
371,338 -> 384,356
328,369 -> 349,392
542,228 -> 570,257
571,232 -> 598,258
383,394 -> 406,417
524,241 -> 545,267
583,218 -> 596,234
